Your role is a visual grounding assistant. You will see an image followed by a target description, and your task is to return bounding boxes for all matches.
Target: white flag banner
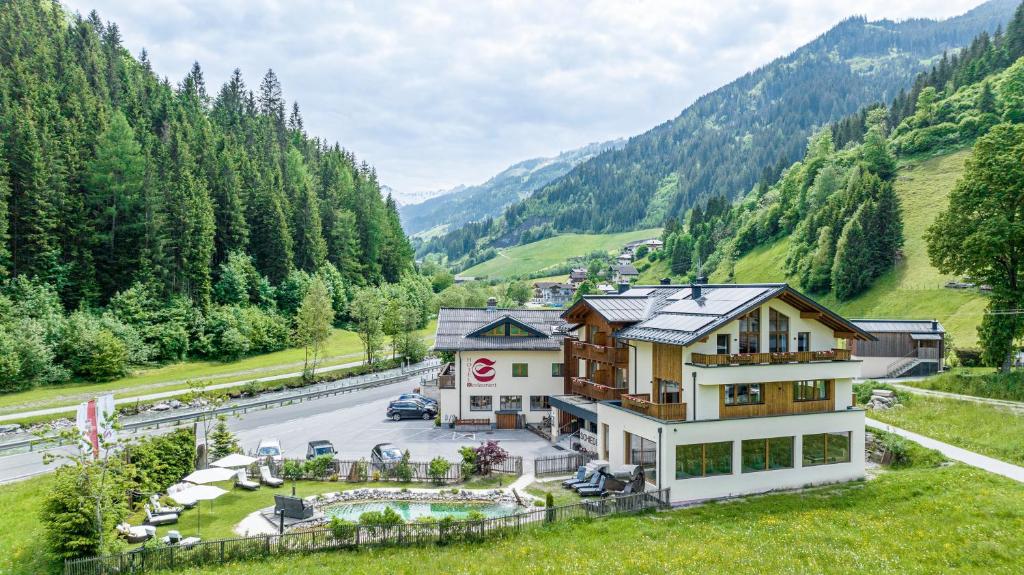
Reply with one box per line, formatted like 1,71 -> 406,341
76,394 -> 117,459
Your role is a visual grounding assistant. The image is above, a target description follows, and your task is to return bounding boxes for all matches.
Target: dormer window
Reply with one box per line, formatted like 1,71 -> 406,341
482,325 -> 506,337
470,317 -> 545,339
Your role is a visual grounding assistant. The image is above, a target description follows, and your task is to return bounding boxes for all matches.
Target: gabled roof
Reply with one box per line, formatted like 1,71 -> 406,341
851,319 -> 945,334
614,264 -> 639,275
466,315 -> 548,338
564,283 -> 873,346
434,307 -> 568,352
534,281 -> 574,290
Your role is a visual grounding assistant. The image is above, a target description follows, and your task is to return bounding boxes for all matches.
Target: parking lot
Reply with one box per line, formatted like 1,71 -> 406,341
229,374 -> 561,468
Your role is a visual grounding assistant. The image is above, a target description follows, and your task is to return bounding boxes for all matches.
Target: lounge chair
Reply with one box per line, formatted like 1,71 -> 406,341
144,504 -> 178,526
577,474 -> 608,497
565,461 -> 607,489
116,522 -> 155,544
149,494 -> 183,515
561,466 -> 587,488
260,465 -> 284,487
274,494 -> 314,520
572,465 -> 607,493
235,468 -> 260,490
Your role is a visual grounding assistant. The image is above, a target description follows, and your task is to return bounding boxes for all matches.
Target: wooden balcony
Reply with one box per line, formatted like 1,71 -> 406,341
438,363 -> 455,389
690,348 -> 851,367
570,377 -> 626,401
571,341 -> 629,365
621,394 -> 687,421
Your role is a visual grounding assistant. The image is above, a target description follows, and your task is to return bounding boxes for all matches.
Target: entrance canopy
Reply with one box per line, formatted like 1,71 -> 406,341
550,395 -> 598,423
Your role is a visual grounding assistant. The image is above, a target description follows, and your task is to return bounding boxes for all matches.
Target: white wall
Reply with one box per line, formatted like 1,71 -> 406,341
438,349 -> 564,424
597,403 -> 865,503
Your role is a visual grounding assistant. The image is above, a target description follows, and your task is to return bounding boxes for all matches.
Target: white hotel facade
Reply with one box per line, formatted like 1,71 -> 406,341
434,283 -> 871,504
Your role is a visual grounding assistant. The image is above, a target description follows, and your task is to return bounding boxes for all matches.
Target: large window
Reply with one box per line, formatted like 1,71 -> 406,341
738,308 -> 760,353
794,380 -> 829,402
469,396 -> 492,411
551,363 -> 564,377
512,363 -> 529,377
627,433 -> 657,485
716,334 -> 730,355
797,332 -> 810,352
724,383 -> 763,405
499,395 -> 522,411
481,325 -> 505,337
769,308 -> 789,353
529,395 -> 550,411
742,436 -> 795,473
675,441 -> 733,479
508,324 -> 531,337
802,431 -> 851,466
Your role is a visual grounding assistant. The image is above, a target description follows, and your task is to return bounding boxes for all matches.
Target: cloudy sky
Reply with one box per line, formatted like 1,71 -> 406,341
64,0 -> 985,197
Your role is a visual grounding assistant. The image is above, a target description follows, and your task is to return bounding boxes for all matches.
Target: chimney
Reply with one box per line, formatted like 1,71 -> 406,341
486,297 -> 497,311
691,281 -> 702,300
618,282 -> 629,294
695,276 -> 708,285
660,277 -> 671,285
931,320 -> 938,331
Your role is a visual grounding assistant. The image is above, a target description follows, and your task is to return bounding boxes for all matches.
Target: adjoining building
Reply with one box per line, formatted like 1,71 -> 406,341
532,282 -> 575,307
612,264 -> 639,284
433,299 -> 568,429
558,282 -> 872,504
848,319 -> 945,378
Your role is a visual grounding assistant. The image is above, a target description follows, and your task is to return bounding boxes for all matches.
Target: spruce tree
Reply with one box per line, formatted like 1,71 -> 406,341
831,208 -> 870,300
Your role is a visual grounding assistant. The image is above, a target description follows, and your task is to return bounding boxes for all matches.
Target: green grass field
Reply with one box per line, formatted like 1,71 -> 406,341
462,229 -> 661,281
0,321 -> 436,416
706,150 -> 987,346
900,369 -> 1024,402
867,394 -> 1024,466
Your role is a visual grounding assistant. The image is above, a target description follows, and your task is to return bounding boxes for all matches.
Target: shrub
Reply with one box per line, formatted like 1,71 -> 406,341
460,461 -> 476,479
43,461 -> 132,559
208,417 -> 240,460
126,428 -> 196,493
954,347 -> 984,367
428,457 -> 451,484
304,455 -> 335,480
474,440 -> 509,475
358,506 -> 404,527
282,460 -> 305,482
854,382 -> 910,406
349,459 -> 370,482
395,450 -> 413,482
328,517 -> 357,542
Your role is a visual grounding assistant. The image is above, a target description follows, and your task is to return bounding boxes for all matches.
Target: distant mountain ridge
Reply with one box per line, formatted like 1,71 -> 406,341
418,0 -> 1019,263
400,139 -> 624,236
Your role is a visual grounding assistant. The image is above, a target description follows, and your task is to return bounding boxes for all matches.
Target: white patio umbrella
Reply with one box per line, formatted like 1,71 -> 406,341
169,484 -> 227,535
183,466 -> 238,484
210,453 -> 257,468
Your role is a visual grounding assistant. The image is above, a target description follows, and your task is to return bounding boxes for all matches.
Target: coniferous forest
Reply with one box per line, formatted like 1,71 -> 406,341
0,1 -> 418,390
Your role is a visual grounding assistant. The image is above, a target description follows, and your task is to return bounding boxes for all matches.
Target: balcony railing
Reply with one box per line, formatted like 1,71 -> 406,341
621,394 -> 687,421
572,341 -> 629,365
439,363 -> 455,389
570,377 -> 626,401
690,348 -> 851,367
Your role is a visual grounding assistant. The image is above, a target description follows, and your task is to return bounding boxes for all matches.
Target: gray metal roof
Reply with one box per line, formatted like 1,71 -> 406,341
851,319 -> 945,334
434,307 -> 568,351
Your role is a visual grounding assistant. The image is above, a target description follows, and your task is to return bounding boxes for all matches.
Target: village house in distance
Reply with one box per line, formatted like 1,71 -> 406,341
434,280 -> 872,504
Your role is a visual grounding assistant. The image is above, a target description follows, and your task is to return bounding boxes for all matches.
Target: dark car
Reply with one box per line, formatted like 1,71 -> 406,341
371,443 -> 405,468
305,440 -> 336,460
395,393 -> 438,406
386,399 -> 436,421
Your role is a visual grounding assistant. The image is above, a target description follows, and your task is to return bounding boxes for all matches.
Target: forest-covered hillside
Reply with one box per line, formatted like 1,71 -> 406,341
419,0 -> 1019,266
0,0 -> 422,390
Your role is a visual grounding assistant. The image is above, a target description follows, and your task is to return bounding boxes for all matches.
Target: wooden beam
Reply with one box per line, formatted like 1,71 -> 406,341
801,311 -> 823,319
834,331 -> 857,339
698,336 -> 708,343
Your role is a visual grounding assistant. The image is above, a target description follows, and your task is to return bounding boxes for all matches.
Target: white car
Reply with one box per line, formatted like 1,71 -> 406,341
256,438 -> 284,463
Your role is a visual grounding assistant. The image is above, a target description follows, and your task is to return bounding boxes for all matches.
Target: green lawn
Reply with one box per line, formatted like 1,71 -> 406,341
172,465 -> 1024,575
0,321 -> 436,415
525,479 -> 583,507
462,229 -> 662,281
868,394 -> 1024,466
899,369 -> 1024,402
709,150 -> 987,346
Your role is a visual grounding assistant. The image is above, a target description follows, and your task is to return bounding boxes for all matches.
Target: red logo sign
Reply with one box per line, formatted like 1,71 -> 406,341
472,358 -> 496,382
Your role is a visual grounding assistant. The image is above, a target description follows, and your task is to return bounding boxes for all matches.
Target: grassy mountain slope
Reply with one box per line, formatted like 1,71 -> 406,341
461,228 -> 660,281
401,140 -> 623,237
703,150 -> 987,345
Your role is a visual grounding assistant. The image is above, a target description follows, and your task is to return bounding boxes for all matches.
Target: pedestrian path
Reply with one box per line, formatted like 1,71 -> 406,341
866,418 -> 1024,483
887,383 -> 1024,412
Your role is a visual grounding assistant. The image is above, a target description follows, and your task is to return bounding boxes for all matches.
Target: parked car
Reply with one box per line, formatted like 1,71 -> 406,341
395,393 -> 437,406
305,440 -> 336,460
256,439 -> 284,463
386,399 -> 436,421
371,443 -> 405,468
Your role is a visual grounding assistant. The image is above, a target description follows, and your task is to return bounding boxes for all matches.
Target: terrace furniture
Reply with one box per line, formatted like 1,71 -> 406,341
166,483 -> 198,508
274,494 -> 314,520
564,460 -> 608,489
116,522 -> 155,544
161,531 -> 201,547
144,504 -> 179,526
577,474 -> 608,497
260,465 -> 284,487
149,494 -> 183,515
561,466 -> 587,488
235,468 -> 260,491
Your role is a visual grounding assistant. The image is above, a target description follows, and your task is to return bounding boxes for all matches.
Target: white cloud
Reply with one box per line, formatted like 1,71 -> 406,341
63,0 -> 986,194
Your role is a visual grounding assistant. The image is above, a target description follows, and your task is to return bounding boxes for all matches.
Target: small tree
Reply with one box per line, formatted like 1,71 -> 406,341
295,276 -> 334,380
458,445 -> 477,478
473,441 -> 508,476
282,460 -> 304,496
304,454 -> 335,480
349,286 -> 385,364
208,416 -> 240,460
428,456 -> 451,485
395,449 -> 413,482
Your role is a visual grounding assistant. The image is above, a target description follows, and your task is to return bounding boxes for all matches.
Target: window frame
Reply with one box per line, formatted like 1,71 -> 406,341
529,395 -> 550,411
551,362 -> 564,377
511,363 -> 529,377
768,308 -> 789,353
675,441 -> 734,479
793,380 -> 829,402
499,395 -> 523,411
738,308 -> 760,354
797,331 -> 811,352
469,395 -> 492,411
716,333 -> 730,355
741,436 -> 794,473
802,431 -> 851,466
723,383 -> 764,406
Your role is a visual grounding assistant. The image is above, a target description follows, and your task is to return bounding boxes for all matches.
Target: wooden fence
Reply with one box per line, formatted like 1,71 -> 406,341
534,452 -> 596,476
64,489 -> 671,575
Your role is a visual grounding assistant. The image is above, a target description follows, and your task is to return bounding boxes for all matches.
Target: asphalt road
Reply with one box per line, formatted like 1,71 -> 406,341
0,371 -> 559,483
